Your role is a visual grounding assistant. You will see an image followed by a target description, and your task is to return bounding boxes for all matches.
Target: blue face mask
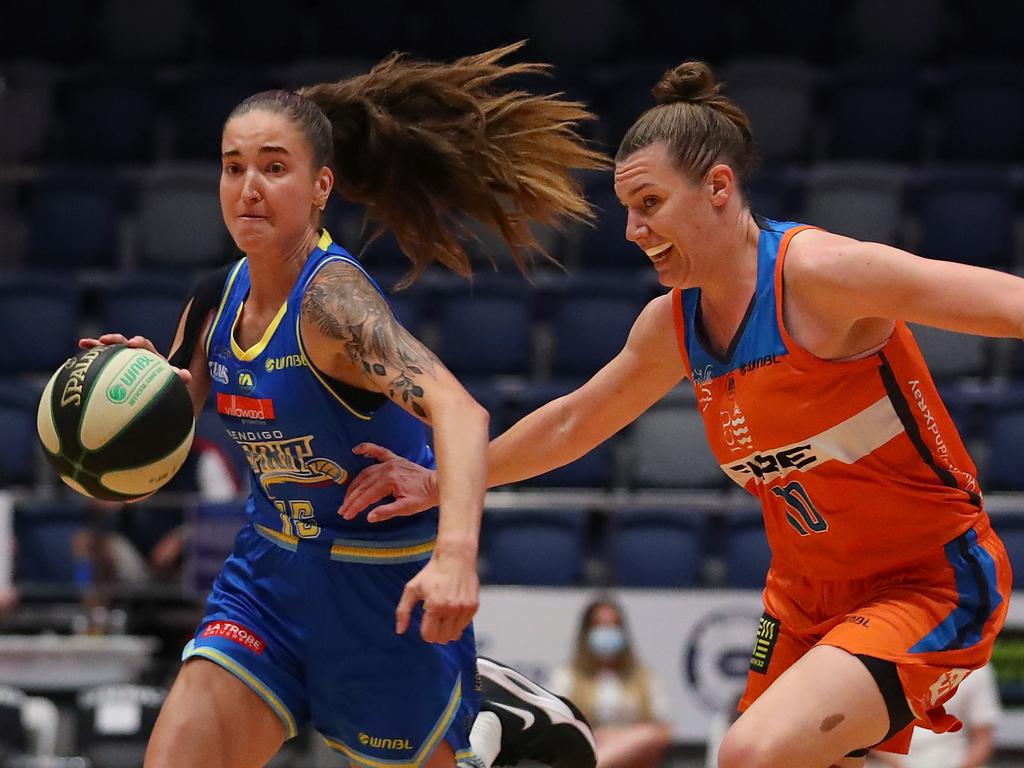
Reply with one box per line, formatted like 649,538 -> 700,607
587,626 -> 626,658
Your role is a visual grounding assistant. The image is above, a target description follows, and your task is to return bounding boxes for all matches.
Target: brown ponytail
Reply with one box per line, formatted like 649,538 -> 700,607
617,60 -> 756,190
297,42 -> 608,285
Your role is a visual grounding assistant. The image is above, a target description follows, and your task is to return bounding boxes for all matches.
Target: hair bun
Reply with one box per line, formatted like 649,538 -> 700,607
651,61 -> 721,106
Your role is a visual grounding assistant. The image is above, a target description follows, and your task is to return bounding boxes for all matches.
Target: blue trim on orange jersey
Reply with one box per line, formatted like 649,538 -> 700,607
909,528 -> 1001,653
681,219 -> 798,380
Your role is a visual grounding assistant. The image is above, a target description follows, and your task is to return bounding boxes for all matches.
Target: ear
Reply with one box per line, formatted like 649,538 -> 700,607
706,164 -> 736,208
315,166 -> 335,209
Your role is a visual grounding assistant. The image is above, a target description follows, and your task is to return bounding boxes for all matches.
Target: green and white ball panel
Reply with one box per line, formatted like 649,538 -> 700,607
79,348 -> 178,451
36,344 -> 195,502
36,366 -> 63,456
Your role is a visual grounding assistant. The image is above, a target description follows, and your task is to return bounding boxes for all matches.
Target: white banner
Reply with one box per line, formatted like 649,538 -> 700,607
476,587 -> 1024,746
475,587 -> 764,743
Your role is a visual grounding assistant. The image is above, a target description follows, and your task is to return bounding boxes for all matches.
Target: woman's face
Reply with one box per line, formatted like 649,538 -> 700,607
591,603 -> 623,629
613,141 -> 731,289
220,109 -> 331,256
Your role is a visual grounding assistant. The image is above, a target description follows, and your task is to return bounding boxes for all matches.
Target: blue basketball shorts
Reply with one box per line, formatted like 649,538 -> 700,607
182,523 -> 481,767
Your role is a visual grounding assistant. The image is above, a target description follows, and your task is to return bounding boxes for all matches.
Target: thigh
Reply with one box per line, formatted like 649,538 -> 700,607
144,658 -> 285,768
719,645 -> 890,768
310,559 -> 480,768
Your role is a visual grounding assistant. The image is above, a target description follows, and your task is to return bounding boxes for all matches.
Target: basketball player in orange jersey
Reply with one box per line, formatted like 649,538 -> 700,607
339,60 -> 1016,768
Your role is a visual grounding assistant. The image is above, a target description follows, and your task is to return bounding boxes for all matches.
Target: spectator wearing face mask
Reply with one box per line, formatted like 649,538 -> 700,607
550,598 -> 673,768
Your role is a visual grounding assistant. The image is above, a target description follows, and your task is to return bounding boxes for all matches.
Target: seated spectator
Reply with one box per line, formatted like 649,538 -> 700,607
551,597 -> 672,768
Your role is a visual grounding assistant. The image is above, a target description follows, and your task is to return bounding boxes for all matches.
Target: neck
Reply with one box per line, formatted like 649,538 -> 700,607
245,228 -> 321,310
700,209 -> 760,313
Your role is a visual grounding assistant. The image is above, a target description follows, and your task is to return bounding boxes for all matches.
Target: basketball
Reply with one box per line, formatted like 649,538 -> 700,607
36,344 -> 195,502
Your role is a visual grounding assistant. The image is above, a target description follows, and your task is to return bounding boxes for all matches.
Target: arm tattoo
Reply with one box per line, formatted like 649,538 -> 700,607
301,262 -> 438,418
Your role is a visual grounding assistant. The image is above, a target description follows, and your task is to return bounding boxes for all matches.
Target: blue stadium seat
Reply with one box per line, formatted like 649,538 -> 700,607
917,169 -> 1013,269
828,66 -> 922,162
308,0 -> 406,58
841,0 -> 949,63
202,0 -> 305,63
136,169 -> 228,268
723,517 -> 772,589
802,163 -> 905,245
908,324 -> 990,382
550,295 -> 643,378
0,381 -> 42,487
957,1 -> 1024,59
0,69 -> 55,163
628,404 -> 724,489
747,170 -> 802,223
721,58 -> 816,165
574,185 -> 647,272
14,500 -> 88,585
60,78 -> 158,165
985,409 -> 1024,491
522,0 -> 622,68
437,293 -> 534,377
939,65 -> 1024,163
170,72 -> 276,161
98,0 -> 193,63
483,510 -> 586,586
27,172 -> 121,270
97,276 -> 188,356
733,0 -> 837,62
610,511 -> 705,587
0,275 -> 79,375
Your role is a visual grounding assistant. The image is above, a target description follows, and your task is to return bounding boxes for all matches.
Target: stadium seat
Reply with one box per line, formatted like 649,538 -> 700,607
985,409 -> 1024,491
733,0 -> 836,62
628,405 -> 724,489
0,275 -> 79,375
938,65 -> 1024,163
97,276 -> 188,356
723,516 -> 772,588
802,163 -> 905,245
610,511 -> 705,587
437,293 -> 534,377
169,72 -> 276,161
26,172 -> 121,270
76,685 -> 165,768
747,170 -> 802,223
307,0 -> 406,58
0,381 -> 42,487
908,324 -> 990,382
483,509 -> 586,586
573,185 -> 648,272
550,294 -> 644,378
13,501 -> 88,586
58,78 -> 158,165
98,0 -> 193,63
841,0 -> 949,63
957,0 -> 1024,59
522,0 -> 622,67
720,58 -> 816,165
917,168 -> 1014,269
827,66 -> 922,162
0,69 -> 55,163
201,0 -> 305,63
136,168 -> 228,268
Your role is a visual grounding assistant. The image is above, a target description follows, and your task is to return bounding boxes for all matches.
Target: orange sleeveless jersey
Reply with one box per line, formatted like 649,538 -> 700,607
673,220 -> 984,579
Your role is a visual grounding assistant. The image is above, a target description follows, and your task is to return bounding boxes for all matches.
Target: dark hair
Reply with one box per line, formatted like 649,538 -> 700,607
228,90 -> 334,171
571,597 -> 637,675
227,42 -> 607,286
616,61 -> 756,191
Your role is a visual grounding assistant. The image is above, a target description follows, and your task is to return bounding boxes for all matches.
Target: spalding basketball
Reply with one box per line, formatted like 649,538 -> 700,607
36,344 -> 195,501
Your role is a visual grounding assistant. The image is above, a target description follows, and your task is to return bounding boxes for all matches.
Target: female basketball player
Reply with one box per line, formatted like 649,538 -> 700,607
339,61 -> 1016,768
83,44 -> 601,768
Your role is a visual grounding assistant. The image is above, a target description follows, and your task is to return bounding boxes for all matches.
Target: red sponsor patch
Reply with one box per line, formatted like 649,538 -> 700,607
200,621 -> 266,654
216,393 -> 275,420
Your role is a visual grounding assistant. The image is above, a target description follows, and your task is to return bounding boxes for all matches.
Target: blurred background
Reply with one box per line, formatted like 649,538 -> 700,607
2,0 -> 1024,766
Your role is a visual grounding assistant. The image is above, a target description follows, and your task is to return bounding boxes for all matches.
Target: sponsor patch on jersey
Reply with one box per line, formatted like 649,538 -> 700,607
216,392 -> 276,420
200,621 -> 266,654
749,612 -> 780,674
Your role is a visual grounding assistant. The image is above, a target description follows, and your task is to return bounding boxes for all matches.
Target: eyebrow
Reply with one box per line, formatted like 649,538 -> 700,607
221,145 -> 292,158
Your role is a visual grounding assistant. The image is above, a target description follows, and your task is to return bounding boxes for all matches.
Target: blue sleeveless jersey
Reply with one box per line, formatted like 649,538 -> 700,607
204,230 -> 440,551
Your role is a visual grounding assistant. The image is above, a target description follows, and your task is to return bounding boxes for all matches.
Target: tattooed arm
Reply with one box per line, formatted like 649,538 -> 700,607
300,259 -> 487,644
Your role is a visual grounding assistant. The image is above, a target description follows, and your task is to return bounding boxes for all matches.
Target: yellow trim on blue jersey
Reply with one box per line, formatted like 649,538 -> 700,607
294,253 -> 378,421
183,644 -> 299,739
317,229 -> 334,250
204,259 -> 246,356
322,674 -> 463,768
254,523 -> 435,563
231,296 -> 289,361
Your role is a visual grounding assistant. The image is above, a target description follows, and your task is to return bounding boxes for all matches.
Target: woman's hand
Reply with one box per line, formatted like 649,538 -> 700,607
395,548 -> 479,644
338,443 -> 440,522
79,333 -> 192,386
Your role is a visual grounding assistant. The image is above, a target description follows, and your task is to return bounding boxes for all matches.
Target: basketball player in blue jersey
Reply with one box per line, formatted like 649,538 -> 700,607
83,44 -> 599,768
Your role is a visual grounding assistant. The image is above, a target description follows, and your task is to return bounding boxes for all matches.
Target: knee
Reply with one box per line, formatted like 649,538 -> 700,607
716,723 -> 778,768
